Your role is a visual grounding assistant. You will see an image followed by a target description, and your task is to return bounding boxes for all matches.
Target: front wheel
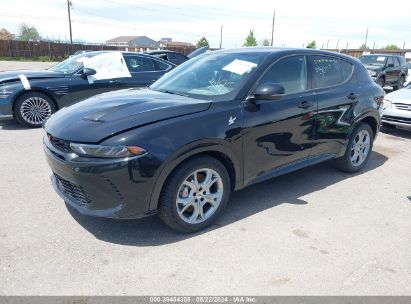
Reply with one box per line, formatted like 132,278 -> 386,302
14,92 -> 56,128
376,77 -> 385,88
158,156 -> 231,233
335,123 -> 374,173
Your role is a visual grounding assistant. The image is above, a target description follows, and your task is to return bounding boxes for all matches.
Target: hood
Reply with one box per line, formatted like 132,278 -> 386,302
0,69 -> 65,84
44,89 -> 211,142
363,65 -> 383,72
385,88 -> 411,104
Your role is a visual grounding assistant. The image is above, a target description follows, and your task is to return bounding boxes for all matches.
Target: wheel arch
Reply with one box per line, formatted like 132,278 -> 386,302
11,89 -> 59,114
147,142 -> 242,211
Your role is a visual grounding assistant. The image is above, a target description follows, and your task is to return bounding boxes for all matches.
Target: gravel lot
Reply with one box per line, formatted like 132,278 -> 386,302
0,62 -> 410,296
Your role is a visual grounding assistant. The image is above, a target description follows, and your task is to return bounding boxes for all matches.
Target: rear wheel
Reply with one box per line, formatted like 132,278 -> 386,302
335,123 -> 374,173
158,156 -> 231,233
14,92 -> 56,128
393,76 -> 405,91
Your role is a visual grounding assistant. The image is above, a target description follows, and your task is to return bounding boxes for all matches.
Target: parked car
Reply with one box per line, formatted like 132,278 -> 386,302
43,48 -> 384,233
405,62 -> 411,86
381,83 -> 411,129
359,54 -> 408,90
144,50 -> 189,65
71,50 -> 92,56
144,46 -> 209,65
0,51 -> 175,127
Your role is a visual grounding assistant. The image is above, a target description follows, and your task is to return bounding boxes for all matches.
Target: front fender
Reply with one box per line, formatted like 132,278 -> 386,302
147,139 -> 242,211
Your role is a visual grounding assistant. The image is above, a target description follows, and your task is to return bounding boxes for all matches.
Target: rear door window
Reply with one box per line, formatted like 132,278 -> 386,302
167,53 -> 188,65
310,56 -> 346,88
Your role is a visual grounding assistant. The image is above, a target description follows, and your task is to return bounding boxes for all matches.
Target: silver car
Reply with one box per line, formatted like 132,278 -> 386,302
382,84 -> 411,129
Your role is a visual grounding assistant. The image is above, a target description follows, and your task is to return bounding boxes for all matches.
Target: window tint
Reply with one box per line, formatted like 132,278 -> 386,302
153,60 -> 170,71
311,56 -> 345,88
125,56 -> 157,72
259,55 -> 307,94
387,57 -> 394,66
393,57 -> 400,67
167,53 -> 188,65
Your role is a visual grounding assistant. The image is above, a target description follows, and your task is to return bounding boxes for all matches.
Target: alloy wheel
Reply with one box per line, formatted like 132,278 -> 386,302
176,168 -> 223,224
20,96 -> 52,125
350,129 -> 371,166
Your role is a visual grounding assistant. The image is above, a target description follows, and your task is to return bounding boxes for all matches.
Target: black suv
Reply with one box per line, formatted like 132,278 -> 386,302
359,54 -> 408,90
44,48 -> 384,233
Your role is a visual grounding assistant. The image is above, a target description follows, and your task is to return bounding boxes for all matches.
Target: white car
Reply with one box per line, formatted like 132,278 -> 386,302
382,84 -> 411,129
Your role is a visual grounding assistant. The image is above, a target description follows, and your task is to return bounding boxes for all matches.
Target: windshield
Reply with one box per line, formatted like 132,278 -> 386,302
50,53 -> 95,74
359,55 -> 386,66
151,52 -> 266,101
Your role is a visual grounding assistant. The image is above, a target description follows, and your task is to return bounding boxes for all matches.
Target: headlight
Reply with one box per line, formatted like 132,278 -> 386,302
383,99 -> 393,109
70,143 -> 146,158
368,70 -> 377,77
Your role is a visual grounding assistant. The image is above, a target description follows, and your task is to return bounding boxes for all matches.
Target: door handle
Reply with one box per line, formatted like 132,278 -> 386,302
298,101 -> 314,109
109,79 -> 118,84
347,93 -> 358,100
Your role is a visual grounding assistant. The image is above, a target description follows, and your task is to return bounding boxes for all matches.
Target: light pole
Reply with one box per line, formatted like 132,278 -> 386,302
67,0 -> 73,44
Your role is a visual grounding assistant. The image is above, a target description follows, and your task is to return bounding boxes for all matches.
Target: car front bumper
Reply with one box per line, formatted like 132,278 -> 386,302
43,136 -> 158,219
382,107 -> 411,128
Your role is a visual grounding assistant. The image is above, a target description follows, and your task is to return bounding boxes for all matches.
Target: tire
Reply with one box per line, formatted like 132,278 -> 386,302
335,123 -> 374,173
14,92 -> 56,128
393,76 -> 405,91
158,156 -> 231,233
376,77 -> 385,88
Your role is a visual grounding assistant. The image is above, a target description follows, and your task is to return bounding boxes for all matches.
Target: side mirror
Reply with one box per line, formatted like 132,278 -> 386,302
387,63 -> 394,68
251,83 -> 285,100
82,67 -> 96,76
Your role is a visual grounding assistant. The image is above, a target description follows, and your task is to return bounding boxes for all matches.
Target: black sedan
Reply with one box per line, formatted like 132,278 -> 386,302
0,51 -> 175,127
43,48 -> 383,233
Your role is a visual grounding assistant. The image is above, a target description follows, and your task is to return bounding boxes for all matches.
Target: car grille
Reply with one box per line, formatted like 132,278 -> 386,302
393,103 -> 411,111
54,173 -> 92,207
382,115 -> 411,125
48,134 -> 71,153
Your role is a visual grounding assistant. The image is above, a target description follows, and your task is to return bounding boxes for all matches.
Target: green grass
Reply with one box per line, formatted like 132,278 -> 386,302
0,56 -> 63,62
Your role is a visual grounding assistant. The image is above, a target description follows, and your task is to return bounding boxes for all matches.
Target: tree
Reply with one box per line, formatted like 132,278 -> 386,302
384,44 -> 400,50
196,37 -> 209,48
260,38 -> 270,46
18,23 -> 40,41
0,28 -> 14,40
359,44 -> 370,50
306,40 -> 316,49
243,30 -> 257,47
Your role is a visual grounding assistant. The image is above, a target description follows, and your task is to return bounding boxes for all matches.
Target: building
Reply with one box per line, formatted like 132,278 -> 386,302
105,36 -> 159,51
159,39 -> 195,48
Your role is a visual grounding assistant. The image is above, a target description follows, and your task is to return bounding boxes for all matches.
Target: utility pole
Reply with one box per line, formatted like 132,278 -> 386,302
336,39 -> 340,49
321,42 -> 324,49
270,10 -> 275,46
364,28 -> 368,49
403,41 -> 405,50
372,42 -> 375,49
219,24 -> 223,49
326,39 -> 329,49
67,0 -> 73,44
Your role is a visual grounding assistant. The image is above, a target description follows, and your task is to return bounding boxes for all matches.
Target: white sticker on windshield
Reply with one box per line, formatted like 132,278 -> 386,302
377,56 -> 386,62
222,59 -> 257,75
84,52 -> 131,84
19,74 -> 31,90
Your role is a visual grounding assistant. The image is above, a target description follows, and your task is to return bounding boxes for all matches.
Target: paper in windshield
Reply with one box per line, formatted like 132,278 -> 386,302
223,59 -> 257,75
84,52 -> 131,83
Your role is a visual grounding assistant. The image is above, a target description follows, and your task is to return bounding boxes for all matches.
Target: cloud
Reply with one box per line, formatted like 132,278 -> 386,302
0,0 -> 409,48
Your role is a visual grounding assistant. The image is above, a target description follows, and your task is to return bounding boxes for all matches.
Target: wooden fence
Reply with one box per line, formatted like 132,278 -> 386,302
0,40 -> 120,60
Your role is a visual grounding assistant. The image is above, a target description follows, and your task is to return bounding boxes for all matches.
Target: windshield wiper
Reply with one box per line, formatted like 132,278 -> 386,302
160,90 -> 189,97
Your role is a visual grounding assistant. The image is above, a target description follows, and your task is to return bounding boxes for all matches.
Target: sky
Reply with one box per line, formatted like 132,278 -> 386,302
0,0 -> 410,49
